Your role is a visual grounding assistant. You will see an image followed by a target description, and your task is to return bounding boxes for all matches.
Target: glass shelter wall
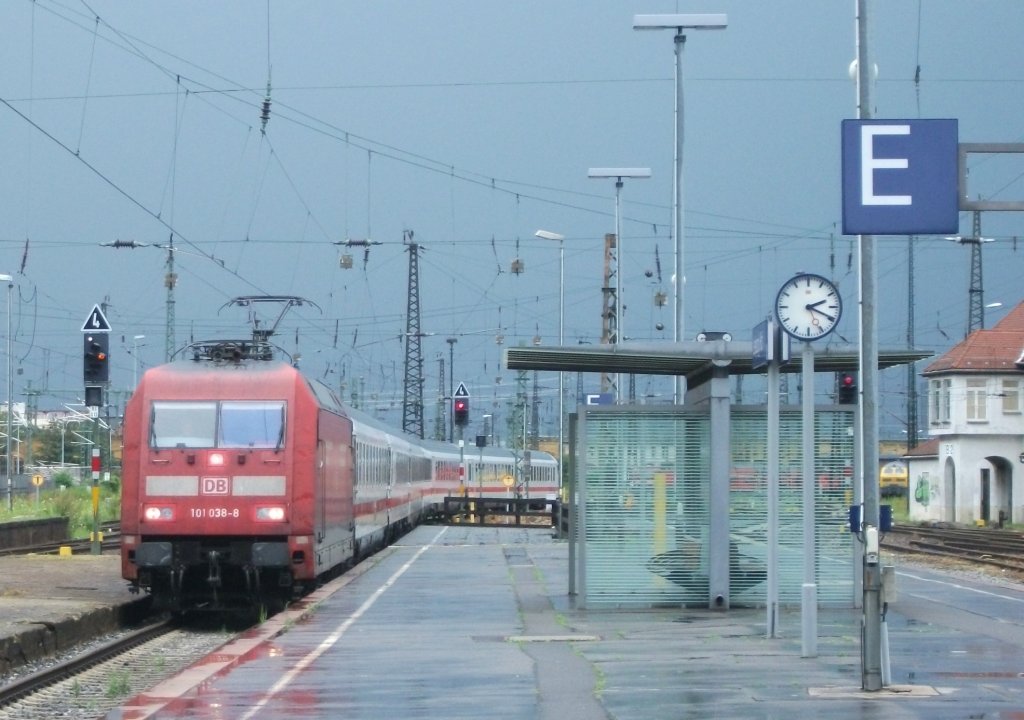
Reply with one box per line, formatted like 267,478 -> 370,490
576,405 -> 856,609
579,408 -> 709,607
730,407 -> 856,606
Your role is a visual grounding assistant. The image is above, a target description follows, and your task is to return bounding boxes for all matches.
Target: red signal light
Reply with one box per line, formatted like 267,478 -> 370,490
838,373 -> 857,404
453,397 -> 469,426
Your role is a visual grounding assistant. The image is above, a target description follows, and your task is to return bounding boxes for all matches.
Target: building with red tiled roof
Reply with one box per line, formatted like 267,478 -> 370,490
922,301 -> 1024,374
906,303 -> 1024,525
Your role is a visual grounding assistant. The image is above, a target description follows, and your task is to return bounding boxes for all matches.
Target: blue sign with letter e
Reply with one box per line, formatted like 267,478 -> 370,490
841,119 -> 958,235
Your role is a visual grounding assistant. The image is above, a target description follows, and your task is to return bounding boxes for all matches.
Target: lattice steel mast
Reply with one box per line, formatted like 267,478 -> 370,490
966,210 -> 986,335
401,230 -> 425,437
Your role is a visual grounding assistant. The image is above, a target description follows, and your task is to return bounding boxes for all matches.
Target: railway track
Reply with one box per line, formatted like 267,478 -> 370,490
0,522 -> 121,557
0,617 -> 236,720
884,524 -> 1024,577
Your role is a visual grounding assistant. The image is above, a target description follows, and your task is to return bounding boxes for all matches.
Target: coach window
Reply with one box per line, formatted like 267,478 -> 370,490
151,401 -> 217,448
219,401 -> 286,449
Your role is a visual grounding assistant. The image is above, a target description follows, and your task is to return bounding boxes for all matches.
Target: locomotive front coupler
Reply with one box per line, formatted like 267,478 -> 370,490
206,550 -> 223,588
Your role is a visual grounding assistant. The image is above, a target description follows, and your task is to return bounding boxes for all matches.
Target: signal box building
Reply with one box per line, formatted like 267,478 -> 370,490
907,301 -> 1024,525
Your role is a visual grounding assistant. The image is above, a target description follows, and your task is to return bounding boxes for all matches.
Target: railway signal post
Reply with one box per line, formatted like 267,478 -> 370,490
454,383 -> 469,489
81,304 -> 111,556
453,383 -> 469,429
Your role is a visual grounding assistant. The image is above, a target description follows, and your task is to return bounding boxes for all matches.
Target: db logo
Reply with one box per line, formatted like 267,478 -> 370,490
201,477 -> 230,495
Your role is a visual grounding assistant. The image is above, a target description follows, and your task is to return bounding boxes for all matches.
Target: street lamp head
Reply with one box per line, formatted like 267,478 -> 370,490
0,274 -> 12,283
534,230 -> 564,242
633,13 -> 728,30
134,334 -> 146,340
588,168 -> 651,179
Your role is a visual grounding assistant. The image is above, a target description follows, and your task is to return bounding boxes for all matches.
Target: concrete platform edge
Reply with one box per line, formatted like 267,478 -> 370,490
114,549 -> 390,719
1,598 -> 151,674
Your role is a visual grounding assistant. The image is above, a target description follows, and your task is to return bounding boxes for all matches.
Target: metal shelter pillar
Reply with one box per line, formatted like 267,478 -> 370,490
708,363 -> 731,609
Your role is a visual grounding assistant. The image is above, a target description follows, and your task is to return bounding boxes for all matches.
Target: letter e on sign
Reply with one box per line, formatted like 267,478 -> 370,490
201,477 -> 230,495
841,118 -> 958,235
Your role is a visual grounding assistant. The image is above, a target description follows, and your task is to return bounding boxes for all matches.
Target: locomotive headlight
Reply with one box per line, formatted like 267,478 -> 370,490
144,506 -> 175,521
208,452 -> 225,467
256,506 -> 286,522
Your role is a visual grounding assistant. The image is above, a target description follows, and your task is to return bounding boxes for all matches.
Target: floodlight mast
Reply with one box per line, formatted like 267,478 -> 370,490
633,14 -> 727,30
633,12 -> 727,403
535,230 -> 565,481
0,274 -> 11,511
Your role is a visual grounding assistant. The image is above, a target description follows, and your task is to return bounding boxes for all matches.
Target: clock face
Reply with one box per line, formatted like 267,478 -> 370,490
774,274 -> 842,340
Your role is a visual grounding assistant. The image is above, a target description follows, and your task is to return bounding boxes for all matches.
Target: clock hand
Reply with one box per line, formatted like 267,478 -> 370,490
806,299 -> 826,309
808,305 -> 836,322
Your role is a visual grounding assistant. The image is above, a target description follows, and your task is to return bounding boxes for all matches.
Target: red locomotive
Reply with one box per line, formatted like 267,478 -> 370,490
120,340 -> 558,610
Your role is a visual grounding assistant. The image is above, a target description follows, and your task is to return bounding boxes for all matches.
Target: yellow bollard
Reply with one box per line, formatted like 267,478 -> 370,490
59,546 -> 72,557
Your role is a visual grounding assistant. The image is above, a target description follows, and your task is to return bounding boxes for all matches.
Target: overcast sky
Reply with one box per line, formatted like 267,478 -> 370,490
2,0 -> 1023,439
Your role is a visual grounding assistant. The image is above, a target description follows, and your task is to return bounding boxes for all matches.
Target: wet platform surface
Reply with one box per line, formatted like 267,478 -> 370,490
106,525 -> 1024,719
0,552 -> 144,673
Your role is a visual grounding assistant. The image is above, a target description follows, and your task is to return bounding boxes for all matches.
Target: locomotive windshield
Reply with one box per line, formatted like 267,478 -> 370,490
219,401 -> 286,449
150,400 -> 285,449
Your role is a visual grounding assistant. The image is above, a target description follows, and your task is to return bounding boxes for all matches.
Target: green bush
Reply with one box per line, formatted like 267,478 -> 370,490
44,486 -> 84,515
53,471 -> 76,489
101,474 -> 121,494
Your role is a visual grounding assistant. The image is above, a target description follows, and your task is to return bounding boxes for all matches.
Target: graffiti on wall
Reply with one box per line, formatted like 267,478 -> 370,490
913,473 -> 939,507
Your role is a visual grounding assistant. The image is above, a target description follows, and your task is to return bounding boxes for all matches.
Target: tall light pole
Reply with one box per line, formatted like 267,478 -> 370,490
587,168 -> 650,403
535,230 -> 565,481
634,13 -> 727,403
1,274 -> 13,511
854,0 -> 883,691
132,335 -> 146,388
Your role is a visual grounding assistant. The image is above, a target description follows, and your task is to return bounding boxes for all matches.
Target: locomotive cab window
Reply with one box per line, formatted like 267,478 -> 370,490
220,401 -> 286,449
150,400 -> 286,449
151,401 -> 218,448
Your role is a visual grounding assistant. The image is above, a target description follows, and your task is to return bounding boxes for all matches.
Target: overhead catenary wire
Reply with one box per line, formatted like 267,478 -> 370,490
23,0 -> 842,250
0,96 -> 274,300
4,0 -> 1007,420
74,11 -> 99,155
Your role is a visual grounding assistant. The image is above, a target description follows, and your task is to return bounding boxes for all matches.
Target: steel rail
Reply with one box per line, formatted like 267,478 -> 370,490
0,522 -> 121,557
0,618 -> 172,708
885,524 -> 1024,576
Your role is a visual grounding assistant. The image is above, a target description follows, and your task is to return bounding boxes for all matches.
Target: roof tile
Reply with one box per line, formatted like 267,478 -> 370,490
923,301 -> 1024,374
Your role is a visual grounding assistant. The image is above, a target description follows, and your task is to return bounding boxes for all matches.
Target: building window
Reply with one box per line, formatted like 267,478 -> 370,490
931,378 -> 952,424
1002,379 -> 1021,414
966,379 -> 987,422
942,379 -> 952,422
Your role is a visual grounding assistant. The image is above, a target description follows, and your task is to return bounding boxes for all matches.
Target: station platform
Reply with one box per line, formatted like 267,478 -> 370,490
0,552 -> 147,675
95,524 -> 1024,720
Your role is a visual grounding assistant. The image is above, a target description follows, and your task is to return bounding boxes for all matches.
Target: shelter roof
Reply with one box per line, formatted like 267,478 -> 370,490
504,340 -> 931,389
